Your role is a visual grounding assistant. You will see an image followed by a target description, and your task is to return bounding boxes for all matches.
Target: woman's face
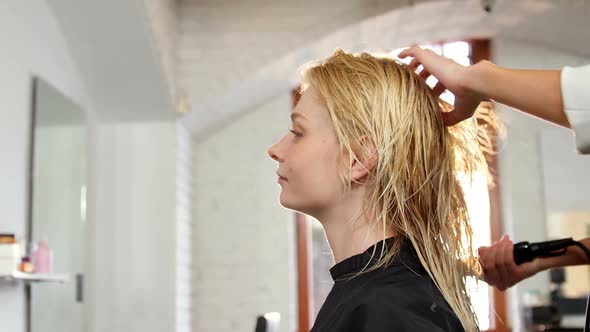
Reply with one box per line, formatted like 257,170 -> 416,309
267,87 -> 346,216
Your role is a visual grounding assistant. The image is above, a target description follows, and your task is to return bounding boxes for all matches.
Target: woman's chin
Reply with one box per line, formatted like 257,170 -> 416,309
278,195 -> 293,210
281,202 -> 316,219
279,194 -> 303,213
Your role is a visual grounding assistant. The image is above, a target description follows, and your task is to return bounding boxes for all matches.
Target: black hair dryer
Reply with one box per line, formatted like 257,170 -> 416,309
514,237 -> 590,332
513,238 -> 575,265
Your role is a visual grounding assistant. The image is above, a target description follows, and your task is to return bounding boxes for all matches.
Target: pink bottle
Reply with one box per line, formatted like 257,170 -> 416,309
33,240 -> 53,273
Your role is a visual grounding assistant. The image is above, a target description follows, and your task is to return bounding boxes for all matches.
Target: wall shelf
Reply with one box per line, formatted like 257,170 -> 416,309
0,271 -> 70,283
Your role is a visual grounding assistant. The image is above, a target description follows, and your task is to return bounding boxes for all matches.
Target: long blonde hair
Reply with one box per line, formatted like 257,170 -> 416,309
300,49 -> 494,332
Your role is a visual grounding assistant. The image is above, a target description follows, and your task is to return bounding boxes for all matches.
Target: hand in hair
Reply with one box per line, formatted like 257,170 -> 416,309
399,46 -> 571,128
477,235 -> 539,291
398,46 -> 485,126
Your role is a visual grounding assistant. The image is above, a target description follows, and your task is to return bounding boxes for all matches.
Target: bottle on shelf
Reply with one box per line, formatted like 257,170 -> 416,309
33,240 -> 53,273
19,256 -> 34,273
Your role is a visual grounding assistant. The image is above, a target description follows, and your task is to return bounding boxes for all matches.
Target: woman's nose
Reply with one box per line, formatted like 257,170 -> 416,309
267,139 -> 284,162
268,142 -> 280,162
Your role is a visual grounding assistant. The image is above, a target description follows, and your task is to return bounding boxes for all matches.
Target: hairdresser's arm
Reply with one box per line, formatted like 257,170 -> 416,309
398,47 -> 570,128
478,235 -> 590,291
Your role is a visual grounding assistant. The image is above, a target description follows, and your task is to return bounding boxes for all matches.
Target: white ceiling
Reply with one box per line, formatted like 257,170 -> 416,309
178,0 -> 590,138
45,0 -> 590,127
47,0 -> 174,122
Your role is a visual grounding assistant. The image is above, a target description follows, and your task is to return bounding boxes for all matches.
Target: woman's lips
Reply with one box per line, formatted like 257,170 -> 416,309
277,173 -> 288,183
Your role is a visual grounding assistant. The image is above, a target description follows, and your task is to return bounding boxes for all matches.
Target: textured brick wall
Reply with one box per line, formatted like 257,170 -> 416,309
192,92 -> 296,332
176,122 -> 193,332
177,0 -> 424,102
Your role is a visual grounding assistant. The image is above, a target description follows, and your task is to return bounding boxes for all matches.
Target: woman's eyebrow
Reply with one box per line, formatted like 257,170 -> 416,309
290,112 -> 307,123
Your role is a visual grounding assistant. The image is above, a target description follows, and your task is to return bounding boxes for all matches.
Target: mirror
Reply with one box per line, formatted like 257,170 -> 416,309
28,77 -> 86,332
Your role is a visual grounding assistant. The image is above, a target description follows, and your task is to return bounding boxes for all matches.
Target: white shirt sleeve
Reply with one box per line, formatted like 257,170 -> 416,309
561,65 -> 590,154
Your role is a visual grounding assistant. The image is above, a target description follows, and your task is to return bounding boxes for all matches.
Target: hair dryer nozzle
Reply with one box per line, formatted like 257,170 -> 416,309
513,238 -> 574,265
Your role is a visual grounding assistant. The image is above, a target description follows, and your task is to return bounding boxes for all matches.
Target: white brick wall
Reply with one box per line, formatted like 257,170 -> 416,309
178,0 -> 497,136
179,0 -> 590,137
177,0 -> 432,103
175,4 -> 590,332
192,92 -> 296,332
176,122 -> 193,332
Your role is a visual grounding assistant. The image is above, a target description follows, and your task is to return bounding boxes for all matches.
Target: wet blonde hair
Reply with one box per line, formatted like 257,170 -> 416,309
300,49 -> 495,332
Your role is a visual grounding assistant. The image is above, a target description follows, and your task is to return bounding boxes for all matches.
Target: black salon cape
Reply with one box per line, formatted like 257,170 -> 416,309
310,237 -> 466,332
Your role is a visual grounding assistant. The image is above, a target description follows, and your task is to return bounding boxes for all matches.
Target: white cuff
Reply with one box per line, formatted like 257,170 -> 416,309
561,65 -> 590,154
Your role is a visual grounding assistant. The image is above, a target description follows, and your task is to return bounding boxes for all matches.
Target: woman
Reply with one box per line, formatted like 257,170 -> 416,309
268,49 -> 491,331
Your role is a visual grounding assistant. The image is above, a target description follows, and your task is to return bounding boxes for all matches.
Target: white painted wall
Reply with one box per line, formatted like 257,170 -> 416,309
0,3 -> 186,332
0,1 -> 87,331
192,93 -> 296,332
92,121 -> 177,332
492,37 -> 590,332
540,128 -> 590,213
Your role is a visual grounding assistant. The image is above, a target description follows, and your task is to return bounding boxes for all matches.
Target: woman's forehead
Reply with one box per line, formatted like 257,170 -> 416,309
294,87 -> 329,122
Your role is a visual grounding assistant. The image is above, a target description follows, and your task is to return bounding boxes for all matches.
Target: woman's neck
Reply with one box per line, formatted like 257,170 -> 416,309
313,190 -> 396,264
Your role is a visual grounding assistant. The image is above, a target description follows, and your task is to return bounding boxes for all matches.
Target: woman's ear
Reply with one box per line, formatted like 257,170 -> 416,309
349,136 -> 378,182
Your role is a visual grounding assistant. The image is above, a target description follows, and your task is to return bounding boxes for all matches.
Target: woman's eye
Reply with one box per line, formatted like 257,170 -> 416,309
289,129 -> 302,137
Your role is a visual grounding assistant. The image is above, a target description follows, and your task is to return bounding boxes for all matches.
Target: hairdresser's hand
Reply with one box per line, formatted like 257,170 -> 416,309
478,235 -> 540,291
398,46 -> 484,126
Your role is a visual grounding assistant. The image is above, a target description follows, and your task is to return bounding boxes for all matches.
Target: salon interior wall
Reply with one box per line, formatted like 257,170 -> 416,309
492,37 -> 590,332
191,92 -> 297,332
0,2 -> 181,332
0,1 -> 88,331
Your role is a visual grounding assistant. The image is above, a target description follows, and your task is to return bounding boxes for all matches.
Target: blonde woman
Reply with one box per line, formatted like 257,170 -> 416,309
268,49 -> 490,331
